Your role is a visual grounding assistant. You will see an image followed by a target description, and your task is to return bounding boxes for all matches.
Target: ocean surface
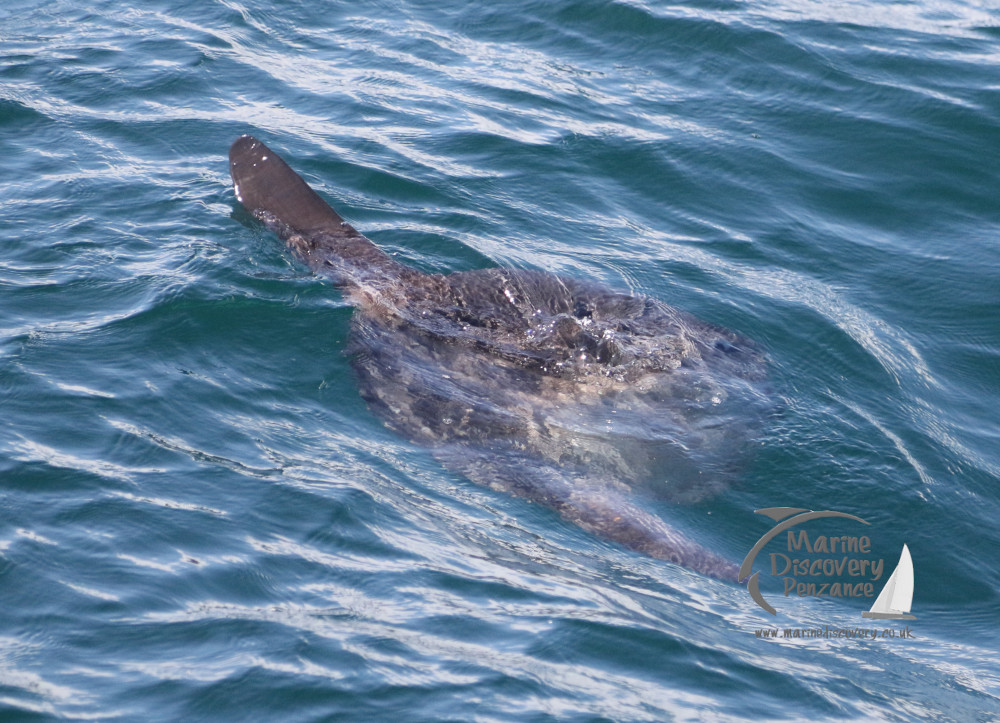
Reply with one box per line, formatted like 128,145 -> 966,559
2,0 -> 999,720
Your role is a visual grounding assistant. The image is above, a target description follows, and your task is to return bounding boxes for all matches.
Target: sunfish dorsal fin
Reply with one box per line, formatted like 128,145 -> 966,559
230,134 -> 348,237
229,135 -> 405,285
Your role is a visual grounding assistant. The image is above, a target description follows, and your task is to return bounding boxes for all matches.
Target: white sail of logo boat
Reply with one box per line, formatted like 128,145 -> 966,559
862,544 -> 916,620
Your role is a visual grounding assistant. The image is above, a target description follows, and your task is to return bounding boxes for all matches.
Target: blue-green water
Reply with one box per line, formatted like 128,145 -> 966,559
3,0 -> 1000,720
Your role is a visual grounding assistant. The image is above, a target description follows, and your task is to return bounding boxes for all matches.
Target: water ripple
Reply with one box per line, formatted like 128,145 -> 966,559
1,0 -> 999,720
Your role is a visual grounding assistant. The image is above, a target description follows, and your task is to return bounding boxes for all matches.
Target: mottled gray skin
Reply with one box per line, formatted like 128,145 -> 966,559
230,135 -> 771,581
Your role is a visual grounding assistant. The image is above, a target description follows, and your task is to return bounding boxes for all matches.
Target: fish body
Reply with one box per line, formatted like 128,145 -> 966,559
230,135 -> 771,580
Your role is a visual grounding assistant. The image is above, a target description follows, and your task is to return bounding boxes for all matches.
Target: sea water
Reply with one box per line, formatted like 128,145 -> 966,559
2,0 -> 999,720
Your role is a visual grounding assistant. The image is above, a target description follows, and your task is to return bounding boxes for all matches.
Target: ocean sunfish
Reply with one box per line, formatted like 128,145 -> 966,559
229,135 -> 771,580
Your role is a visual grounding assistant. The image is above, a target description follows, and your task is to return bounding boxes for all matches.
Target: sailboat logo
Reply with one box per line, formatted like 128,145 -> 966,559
742,508 -> 919,619
862,544 -> 916,620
